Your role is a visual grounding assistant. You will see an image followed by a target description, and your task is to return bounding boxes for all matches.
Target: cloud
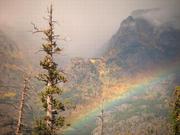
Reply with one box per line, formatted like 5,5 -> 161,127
131,7 -> 180,29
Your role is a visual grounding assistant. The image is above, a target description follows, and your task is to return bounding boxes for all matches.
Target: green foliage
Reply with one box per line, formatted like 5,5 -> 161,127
55,116 -> 65,127
42,43 -> 53,55
36,73 -> 49,83
36,69 -> 67,85
44,86 -> 63,95
48,69 -> 67,84
54,47 -> 62,54
39,86 -> 64,111
32,119 -> 51,135
40,55 -> 57,70
172,87 -> 180,135
52,99 -> 65,110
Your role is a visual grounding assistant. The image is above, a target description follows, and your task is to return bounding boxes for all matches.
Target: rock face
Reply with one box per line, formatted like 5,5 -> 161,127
104,10 -> 180,71
65,58 -> 102,104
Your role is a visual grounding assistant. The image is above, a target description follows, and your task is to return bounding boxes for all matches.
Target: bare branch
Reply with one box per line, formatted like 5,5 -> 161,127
24,103 -> 33,111
31,22 -> 44,33
34,49 -> 44,54
11,104 -> 19,110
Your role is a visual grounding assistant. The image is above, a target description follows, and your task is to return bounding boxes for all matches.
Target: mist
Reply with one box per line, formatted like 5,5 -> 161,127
0,0 -> 180,58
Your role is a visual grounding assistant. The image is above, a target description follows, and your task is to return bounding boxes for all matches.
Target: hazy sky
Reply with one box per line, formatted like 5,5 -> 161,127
0,0 -> 180,57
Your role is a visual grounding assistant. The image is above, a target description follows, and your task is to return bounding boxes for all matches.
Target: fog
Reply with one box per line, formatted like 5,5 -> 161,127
0,0 -> 180,58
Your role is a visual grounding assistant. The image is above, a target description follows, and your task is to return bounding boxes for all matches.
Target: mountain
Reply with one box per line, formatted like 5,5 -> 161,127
91,9 -> 180,135
64,9 -> 180,135
104,10 -> 180,71
66,8 -> 180,106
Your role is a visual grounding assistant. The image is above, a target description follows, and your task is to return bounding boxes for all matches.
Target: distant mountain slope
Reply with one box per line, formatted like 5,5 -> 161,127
0,31 -> 24,135
0,31 -> 24,85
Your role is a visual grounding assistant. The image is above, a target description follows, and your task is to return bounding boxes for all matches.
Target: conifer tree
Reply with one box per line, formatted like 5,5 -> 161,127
32,3 -> 67,135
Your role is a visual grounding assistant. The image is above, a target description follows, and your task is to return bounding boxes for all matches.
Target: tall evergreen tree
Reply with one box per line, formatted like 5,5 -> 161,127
32,3 -> 67,135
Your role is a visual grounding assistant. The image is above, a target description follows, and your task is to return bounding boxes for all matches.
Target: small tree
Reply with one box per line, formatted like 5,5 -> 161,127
32,3 -> 67,135
90,58 -> 107,135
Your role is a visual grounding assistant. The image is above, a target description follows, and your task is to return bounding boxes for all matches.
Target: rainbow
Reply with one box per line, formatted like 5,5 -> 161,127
64,62 -> 180,135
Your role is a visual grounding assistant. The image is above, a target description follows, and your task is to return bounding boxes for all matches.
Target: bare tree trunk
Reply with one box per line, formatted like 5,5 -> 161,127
46,83 -> 53,131
47,95 -> 53,128
16,77 -> 29,135
46,4 -> 55,132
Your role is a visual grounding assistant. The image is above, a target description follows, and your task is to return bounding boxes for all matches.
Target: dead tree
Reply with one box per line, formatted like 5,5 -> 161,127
16,75 -> 30,135
98,99 -> 105,135
90,59 -> 106,135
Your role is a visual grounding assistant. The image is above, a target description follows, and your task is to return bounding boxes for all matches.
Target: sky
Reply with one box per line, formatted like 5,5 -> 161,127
0,0 -> 180,57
